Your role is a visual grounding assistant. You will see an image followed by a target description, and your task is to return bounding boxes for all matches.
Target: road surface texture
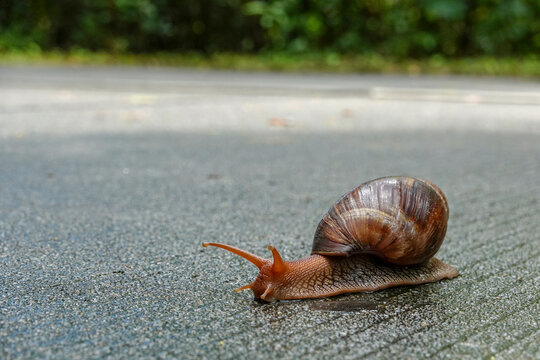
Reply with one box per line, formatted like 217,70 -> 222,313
1,66 -> 539,359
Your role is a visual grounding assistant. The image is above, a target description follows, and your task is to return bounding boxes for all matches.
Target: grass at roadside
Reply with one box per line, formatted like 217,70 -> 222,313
1,50 -> 539,77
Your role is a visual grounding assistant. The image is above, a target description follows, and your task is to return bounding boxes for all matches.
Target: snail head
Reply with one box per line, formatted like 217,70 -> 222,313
202,242 -> 288,301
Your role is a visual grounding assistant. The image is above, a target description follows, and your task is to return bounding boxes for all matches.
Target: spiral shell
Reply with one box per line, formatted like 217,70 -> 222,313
312,176 -> 449,265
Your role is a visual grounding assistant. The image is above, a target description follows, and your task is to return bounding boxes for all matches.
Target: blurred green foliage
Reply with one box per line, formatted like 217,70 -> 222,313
3,51 -> 539,77
1,0 -> 539,57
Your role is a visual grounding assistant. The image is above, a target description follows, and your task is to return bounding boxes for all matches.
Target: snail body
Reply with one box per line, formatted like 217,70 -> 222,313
203,176 -> 458,302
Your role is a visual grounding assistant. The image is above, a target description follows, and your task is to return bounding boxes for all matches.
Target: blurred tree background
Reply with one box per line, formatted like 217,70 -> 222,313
1,0 -> 539,73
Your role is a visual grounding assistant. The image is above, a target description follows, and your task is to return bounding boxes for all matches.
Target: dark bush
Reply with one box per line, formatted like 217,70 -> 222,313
1,0 -> 539,57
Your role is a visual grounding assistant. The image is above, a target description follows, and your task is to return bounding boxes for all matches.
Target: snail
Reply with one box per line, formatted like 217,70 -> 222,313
203,176 -> 458,302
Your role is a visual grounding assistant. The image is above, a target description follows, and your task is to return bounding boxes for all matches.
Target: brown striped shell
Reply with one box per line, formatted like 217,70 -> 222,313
312,176 -> 449,265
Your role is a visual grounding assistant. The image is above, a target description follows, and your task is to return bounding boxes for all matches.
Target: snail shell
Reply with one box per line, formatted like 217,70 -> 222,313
313,176 -> 448,265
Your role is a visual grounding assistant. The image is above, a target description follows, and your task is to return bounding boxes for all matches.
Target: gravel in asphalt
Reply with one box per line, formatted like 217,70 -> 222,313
0,66 -> 539,359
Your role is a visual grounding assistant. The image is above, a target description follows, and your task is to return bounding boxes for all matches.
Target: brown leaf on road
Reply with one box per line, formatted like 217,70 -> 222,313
268,117 -> 290,128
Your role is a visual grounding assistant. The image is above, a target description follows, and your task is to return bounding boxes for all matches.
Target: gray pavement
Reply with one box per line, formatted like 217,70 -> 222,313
0,66 -> 539,359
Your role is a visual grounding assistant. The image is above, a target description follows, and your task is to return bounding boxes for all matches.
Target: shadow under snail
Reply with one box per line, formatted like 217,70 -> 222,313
203,176 -> 458,302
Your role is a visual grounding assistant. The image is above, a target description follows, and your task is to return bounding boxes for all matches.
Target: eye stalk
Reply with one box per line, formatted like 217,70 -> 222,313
267,245 -> 287,275
202,242 -> 268,270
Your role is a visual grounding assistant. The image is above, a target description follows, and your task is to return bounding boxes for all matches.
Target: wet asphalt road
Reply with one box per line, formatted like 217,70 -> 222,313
0,66 -> 539,359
